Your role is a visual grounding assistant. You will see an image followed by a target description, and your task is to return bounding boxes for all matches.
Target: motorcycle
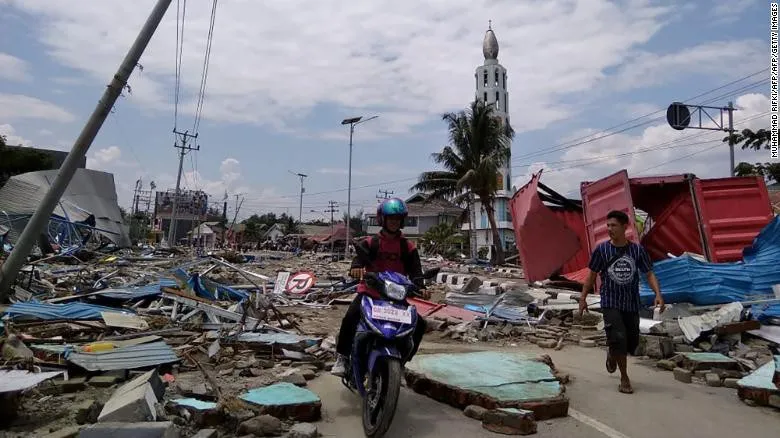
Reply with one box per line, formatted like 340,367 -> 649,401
341,268 -> 439,437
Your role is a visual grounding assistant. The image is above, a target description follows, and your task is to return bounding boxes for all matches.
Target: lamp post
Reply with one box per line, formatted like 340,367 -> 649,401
341,115 -> 378,258
290,171 -> 307,250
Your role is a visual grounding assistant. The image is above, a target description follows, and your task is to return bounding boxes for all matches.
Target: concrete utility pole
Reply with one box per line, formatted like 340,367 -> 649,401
289,171 -> 307,249
167,129 -> 199,246
341,115 -> 378,258
325,201 -> 339,253
0,0 -> 173,301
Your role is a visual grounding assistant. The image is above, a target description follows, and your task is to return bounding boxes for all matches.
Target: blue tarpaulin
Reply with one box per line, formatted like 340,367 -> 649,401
639,216 -> 780,306
751,303 -> 780,324
171,268 -> 249,302
95,277 -> 178,301
4,301 -> 134,320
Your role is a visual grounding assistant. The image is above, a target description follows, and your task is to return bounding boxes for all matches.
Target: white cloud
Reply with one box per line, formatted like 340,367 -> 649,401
712,0 -> 755,22
0,93 -> 75,122
7,0 -> 682,135
513,92 -> 773,197
0,123 -> 34,146
0,52 -> 30,81
87,145 -> 139,171
611,40 -> 765,91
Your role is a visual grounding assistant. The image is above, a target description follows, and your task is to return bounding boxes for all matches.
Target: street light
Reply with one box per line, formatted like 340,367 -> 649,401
289,170 -> 308,250
341,115 -> 378,257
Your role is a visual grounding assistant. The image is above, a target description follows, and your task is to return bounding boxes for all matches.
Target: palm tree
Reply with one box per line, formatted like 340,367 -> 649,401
724,128 -> 780,183
411,100 -> 514,264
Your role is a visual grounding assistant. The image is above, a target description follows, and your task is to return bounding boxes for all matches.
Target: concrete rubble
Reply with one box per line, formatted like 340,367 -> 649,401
1,240 -> 779,437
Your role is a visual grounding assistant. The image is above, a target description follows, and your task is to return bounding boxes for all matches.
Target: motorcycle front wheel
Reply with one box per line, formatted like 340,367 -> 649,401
362,357 -> 402,437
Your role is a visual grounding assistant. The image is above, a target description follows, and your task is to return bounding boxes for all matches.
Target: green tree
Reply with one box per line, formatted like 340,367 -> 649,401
280,215 -> 301,235
241,214 -> 268,242
419,222 -> 463,258
723,128 -> 779,183
0,135 -> 54,187
343,209 -> 365,237
411,100 -> 514,264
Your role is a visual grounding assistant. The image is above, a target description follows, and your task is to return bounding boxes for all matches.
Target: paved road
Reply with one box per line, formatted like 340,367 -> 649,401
310,342 -> 780,438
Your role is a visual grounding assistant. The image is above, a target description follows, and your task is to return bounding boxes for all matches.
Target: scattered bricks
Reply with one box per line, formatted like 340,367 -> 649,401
98,382 -> 157,423
579,340 -> 596,348
73,399 -> 102,425
190,430 -> 218,438
673,368 -> 692,384
285,423 -> 318,438
77,421 -> 179,438
89,376 -> 120,388
705,373 -> 723,387
769,395 -> 780,410
464,405 -> 488,420
237,415 -> 282,436
482,408 -> 537,436
55,377 -> 87,393
674,344 -> 695,353
694,370 -> 711,379
41,426 -> 82,438
642,335 -> 674,359
656,360 -> 676,371
537,339 -> 557,349
723,378 -> 740,389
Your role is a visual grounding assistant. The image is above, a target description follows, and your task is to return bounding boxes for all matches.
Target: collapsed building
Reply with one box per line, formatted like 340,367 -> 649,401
0,168 -> 130,253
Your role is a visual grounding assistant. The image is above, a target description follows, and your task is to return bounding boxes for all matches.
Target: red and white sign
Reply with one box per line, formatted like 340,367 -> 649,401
285,271 -> 316,295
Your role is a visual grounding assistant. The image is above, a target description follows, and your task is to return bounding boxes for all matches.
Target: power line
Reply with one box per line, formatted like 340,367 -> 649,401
173,0 -> 188,130
193,0 -> 219,133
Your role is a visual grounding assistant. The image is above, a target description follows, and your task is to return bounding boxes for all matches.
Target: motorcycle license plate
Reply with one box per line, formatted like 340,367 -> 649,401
371,304 -> 412,324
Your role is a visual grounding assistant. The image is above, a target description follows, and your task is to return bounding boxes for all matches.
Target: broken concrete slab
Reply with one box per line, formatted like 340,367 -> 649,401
78,421 -> 179,438
737,355 -> 780,406
98,382 -> 157,423
482,408 -> 537,435
240,382 -> 322,421
678,352 -> 739,371
166,398 -> 222,427
73,399 -> 102,425
116,370 -> 165,401
88,375 -> 120,388
404,351 -> 568,420
673,368 -> 692,384
42,426 -> 82,438
190,430 -> 218,438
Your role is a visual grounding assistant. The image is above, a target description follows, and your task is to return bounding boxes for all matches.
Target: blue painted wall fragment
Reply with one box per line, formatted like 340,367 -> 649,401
240,382 -> 321,407
737,355 -> 779,391
171,398 -> 218,410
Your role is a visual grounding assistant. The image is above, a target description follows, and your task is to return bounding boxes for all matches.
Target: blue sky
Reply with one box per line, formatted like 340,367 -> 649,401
0,0 -> 773,221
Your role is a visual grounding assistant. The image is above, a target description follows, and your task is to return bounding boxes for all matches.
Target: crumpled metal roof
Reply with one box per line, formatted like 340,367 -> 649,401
4,301 -> 135,320
0,168 -> 130,247
63,341 -> 179,371
639,216 -> 780,306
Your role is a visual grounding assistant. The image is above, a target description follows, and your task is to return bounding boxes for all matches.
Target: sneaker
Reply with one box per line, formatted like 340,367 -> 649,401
331,355 -> 348,377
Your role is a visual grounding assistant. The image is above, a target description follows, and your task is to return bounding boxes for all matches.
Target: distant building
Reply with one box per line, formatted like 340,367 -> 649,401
366,194 -> 465,241
152,189 -> 209,243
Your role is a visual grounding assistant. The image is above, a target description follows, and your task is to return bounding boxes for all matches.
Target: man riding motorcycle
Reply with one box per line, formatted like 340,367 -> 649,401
331,197 -> 428,377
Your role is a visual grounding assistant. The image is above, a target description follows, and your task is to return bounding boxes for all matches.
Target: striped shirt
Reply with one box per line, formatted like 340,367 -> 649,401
588,241 -> 653,312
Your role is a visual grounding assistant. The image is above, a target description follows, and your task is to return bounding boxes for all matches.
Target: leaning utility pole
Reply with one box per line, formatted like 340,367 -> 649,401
325,200 -> 339,253
0,0 -> 173,300
166,129 -> 199,246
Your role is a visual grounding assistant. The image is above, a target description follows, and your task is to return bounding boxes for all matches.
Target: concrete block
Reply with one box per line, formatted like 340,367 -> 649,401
190,429 -> 218,438
89,376 -> 120,388
117,370 -> 165,401
73,399 -> 101,424
98,382 -> 157,423
705,373 -> 722,387
482,408 -> 537,435
673,368 -> 692,384
55,377 -> 87,393
78,421 -> 179,438
656,360 -> 676,371
41,426 -> 82,438
286,423 -> 318,438
723,378 -> 740,389
464,405 -> 488,420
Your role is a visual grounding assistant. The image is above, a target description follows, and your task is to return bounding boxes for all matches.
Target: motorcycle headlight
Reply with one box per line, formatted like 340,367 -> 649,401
383,280 -> 407,301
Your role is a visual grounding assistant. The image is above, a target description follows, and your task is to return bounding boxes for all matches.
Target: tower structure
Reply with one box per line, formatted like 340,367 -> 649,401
466,21 -> 515,257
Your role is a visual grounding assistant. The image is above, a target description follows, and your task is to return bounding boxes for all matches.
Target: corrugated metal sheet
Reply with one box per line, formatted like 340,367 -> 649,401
639,216 -> 780,305
64,341 -> 179,371
0,370 -> 64,393
4,302 -> 134,320
694,176 -> 773,262
509,171 -> 583,281
580,169 -> 639,252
